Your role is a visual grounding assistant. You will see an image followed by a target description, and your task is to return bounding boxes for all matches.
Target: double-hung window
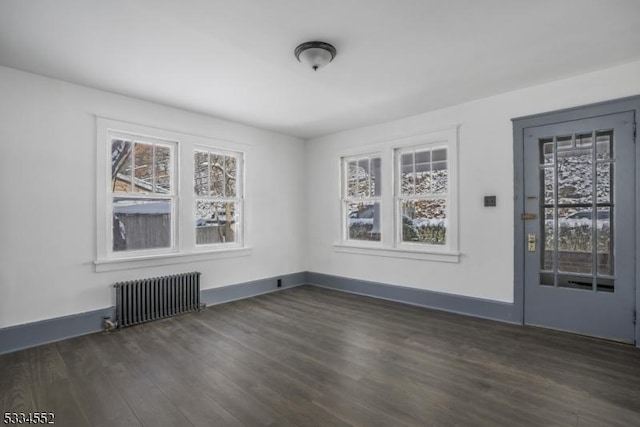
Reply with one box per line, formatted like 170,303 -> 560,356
97,118 -> 249,271
194,148 -> 243,246
396,145 -> 449,246
337,127 -> 459,261
342,155 -> 382,242
109,134 -> 176,254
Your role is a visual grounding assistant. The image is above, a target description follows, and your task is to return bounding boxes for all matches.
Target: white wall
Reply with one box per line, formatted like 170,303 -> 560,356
305,60 -> 640,303
0,66 -> 306,329
3,60 -> 640,330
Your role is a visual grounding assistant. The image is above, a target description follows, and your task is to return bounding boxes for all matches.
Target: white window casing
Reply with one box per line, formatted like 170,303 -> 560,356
335,126 -> 460,262
95,117 -> 250,272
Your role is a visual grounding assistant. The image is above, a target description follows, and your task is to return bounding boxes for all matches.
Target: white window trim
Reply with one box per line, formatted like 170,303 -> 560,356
333,244 -> 460,262
334,125 -> 460,262
94,248 -> 252,272
95,117 -> 251,271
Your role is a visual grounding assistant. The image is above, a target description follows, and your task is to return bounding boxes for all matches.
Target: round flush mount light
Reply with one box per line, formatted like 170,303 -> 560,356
294,41 -> 337,71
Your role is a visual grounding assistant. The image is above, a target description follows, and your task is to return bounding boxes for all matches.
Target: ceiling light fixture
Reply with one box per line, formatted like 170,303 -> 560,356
294,41 -> 337,71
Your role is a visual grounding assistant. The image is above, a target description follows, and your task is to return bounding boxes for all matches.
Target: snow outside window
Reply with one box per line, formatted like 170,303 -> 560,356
97,119 -> 251,271
335,126 -> 459,261
194,149 -> 243,247
396,145 -> 449,247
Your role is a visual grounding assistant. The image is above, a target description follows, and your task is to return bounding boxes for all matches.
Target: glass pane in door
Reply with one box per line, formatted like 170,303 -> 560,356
538,130 -> 615,292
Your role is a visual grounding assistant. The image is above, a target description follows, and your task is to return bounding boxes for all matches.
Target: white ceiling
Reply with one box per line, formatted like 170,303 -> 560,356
1,0 -> 640,139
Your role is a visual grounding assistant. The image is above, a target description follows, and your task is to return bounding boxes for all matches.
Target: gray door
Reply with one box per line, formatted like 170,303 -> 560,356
523,112 -> 636,343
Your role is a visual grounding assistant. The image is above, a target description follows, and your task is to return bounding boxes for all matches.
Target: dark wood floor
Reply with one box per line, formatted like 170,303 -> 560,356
2,285 -> 640,426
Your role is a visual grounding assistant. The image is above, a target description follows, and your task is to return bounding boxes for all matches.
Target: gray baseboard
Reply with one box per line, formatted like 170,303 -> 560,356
200,272 -> 307,305
0,272 -> 307,355
0,307 -> 116,355
1,271 -> 520,355
306,272 -> 518,324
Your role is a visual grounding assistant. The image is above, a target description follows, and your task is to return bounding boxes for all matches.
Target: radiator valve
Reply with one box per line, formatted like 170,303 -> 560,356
103,317 -> 117,332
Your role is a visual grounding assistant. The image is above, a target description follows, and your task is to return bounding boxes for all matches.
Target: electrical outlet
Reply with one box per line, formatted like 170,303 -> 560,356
277,278 -> 282,288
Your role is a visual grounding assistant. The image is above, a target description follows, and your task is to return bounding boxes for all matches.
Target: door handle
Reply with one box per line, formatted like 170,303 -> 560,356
528,233 -> 536,252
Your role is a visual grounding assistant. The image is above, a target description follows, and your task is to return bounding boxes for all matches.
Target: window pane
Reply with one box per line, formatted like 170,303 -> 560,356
112,198 -> 171,251
542,166 -> 554,205
557,135 -> 572,150
401,153 -> 414,196
346,201 -> 381,241
346,161 -> 358,197
597,207 -> 613,276
226,155 -> 237,197
540,138 -> 554,165
540,167 -> 555,205
401,199 -> 447,245
195,201 -> 237,244
414,155 -> 430,195
211,154 -> 225,197
134,143 -> 154,194
596,162 -> 612,204
431,161 -> 448,195
111,139 -> 132,192
542,208 -> 555,271
194,151 -> 209,196
155,145 -> 171,194
576,133 -> 592,148
558,207 -> 592,274
432,148 -> 447,162
371,157 -> 381,197
558,148 -> 592,205
357,158 -> 371,197
415,150 -> 430,164
596,131 -> 612,160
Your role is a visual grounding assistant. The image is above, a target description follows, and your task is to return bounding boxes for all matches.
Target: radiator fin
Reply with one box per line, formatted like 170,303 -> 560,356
114,272 -> 201,328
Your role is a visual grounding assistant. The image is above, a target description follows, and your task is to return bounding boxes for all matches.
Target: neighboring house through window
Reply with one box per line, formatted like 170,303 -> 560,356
96,118 -> 249,270
110,135 -> 176,253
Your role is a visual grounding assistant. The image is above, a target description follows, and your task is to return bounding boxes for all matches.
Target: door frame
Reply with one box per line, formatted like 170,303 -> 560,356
512,95 -> 640,346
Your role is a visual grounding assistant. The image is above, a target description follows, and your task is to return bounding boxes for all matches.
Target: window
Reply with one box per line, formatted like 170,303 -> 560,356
110,135 -> 176,254
336,127 -> 459,261
194,149 -> 243,246
96,118 -> 250,270
342,155 -> 382,242
396,145 -> 448,246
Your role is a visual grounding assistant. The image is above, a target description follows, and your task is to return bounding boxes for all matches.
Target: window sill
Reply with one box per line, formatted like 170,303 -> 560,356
333,244 -> 460,263
95,247 -> 252,272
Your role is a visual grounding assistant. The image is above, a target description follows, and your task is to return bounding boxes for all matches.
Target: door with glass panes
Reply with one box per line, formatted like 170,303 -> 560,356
523,112 -> 635,343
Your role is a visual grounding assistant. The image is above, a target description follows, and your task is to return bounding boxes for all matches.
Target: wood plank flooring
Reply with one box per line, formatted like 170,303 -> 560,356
2,285 -> 640,426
